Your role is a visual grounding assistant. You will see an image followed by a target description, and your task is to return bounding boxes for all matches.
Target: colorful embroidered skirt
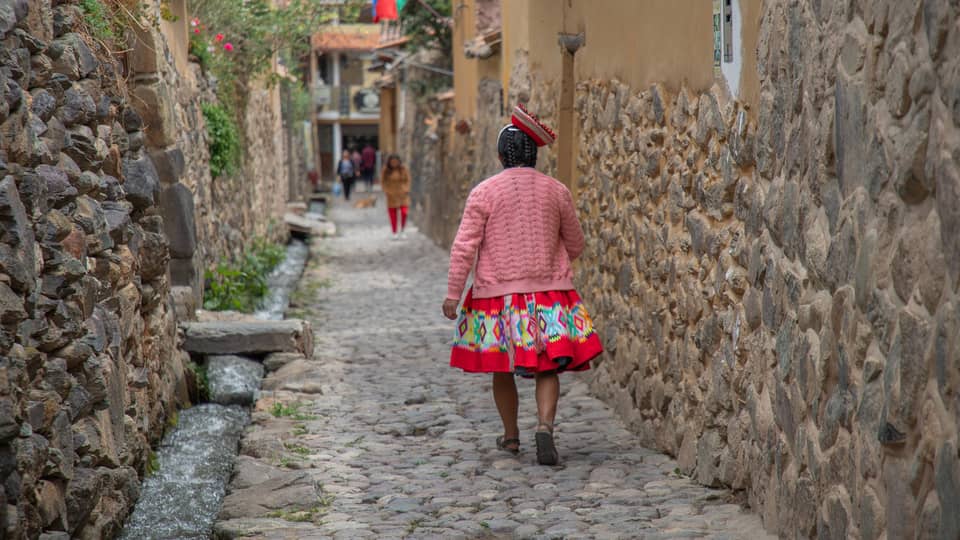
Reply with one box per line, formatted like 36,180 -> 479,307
450,288 -> 603,376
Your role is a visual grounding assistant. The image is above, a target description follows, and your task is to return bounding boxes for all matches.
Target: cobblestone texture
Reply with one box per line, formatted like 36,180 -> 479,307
213,196 -> 774,540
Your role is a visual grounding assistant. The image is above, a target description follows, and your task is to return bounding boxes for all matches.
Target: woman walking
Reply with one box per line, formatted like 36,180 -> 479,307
382,154 -> 411,239
337,149 -> 357,201
441,105 -> 603,465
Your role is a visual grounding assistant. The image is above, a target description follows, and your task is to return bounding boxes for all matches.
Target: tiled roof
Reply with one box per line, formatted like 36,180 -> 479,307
311,24 -> 381,51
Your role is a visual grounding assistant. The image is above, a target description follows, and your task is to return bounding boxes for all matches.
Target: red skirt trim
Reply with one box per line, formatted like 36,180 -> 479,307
450,289 -> 603,375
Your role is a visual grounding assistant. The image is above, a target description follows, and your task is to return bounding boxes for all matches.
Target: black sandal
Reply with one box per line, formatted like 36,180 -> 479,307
496,436 -> 520,455
535,424 -> 559,466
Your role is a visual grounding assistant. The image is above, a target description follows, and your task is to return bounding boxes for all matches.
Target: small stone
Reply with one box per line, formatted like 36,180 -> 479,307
877,423 -> 906,446
101,201 -> 132,244
64,125 -> 107,171
121,155 -> 160,210
59,85 -> 96,128
159,183 -> 196,258
31,89 -> 57,121
122,107 -> 143,132
206,355 -> 264,406
0,176 -> 38,291
36,164 -> 77,208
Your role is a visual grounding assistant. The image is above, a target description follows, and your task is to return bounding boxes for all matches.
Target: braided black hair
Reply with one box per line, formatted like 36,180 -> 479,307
498,127 -> 538,168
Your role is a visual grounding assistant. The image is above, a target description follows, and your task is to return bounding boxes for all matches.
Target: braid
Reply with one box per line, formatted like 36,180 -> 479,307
507,136 -> 518,167
498,128 -> 538,169
520,134 -> 536,166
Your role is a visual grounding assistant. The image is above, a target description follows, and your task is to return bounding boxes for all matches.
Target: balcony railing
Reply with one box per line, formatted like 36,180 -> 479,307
313,84 -> 380,117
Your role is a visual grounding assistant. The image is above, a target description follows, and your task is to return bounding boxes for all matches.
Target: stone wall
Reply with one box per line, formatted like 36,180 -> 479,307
129,13 -> 290,301
238,82 -> 289,247
573,1 -> 960,538
0,1 -> 192,537
400,49 -> 562,246
400,67 -> 506,246
0,0 -> 296,537
406,0 -> 960,537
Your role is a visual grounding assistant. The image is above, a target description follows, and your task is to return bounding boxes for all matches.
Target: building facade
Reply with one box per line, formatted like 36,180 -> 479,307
309,24 -> 383,179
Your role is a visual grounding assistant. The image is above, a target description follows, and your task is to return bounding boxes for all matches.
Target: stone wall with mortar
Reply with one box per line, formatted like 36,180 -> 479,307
128,10 -> 290,302
401,63 -> 514,246
401,49 -> 560,247
572,1 -> 960,538
407,0 -> 960,537
0,1 -> 193,537
397,94 -> 488,247
238,81 -> 289,246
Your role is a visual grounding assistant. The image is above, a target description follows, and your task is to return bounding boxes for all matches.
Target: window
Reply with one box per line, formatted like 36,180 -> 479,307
723,0 -> 734,63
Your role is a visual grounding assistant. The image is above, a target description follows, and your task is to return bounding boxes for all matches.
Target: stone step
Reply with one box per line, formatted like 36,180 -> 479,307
181,320 -> 314,359
284,212 -> 336,237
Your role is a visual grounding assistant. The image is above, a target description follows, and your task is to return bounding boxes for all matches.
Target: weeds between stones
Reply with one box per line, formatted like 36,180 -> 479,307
270,402 -> 317,421
283,442 -> 311,455
406,518 -> 425,534
145,450 -> 160,477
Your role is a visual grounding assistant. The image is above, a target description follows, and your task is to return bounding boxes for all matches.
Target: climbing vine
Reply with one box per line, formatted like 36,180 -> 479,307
200,103 -> 241,178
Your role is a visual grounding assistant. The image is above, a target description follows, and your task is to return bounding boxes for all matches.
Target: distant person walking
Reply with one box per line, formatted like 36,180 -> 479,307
350,147 -> 362,188
337,150 -> 357,200
361,143 -> 377,190
381,154 -> 411,239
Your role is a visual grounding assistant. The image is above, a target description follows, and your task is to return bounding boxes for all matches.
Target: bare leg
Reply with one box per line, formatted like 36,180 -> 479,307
492,373 -> 519,447
535,371 -> 560,430
534,371 -> 560,465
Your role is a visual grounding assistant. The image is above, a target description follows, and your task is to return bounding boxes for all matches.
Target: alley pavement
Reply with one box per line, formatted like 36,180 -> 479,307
213,192 -> 775,540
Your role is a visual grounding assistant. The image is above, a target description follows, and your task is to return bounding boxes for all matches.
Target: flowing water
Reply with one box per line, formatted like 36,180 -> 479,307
117,405 -> 249,540
119,239 -> 310,539
254,239 -> 309,321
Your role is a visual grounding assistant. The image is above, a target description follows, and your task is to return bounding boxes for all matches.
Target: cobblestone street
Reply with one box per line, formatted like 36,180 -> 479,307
213,196 -> 774,540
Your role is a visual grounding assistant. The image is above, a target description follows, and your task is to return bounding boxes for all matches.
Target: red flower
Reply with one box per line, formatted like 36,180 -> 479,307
215,33 -> 224,42
223,42 -> 234,52
194,28 -> 200,34
190,17 -> 199,27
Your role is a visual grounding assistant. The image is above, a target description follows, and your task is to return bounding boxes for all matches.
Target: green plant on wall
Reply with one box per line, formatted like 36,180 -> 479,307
80,0 -> 179,50
400,0 -> 452,61
186,360 -> 209,401
188,32 -> 212,70
80,0 -> 116,42
203,239 -> 286,312
200,102 -> 241,178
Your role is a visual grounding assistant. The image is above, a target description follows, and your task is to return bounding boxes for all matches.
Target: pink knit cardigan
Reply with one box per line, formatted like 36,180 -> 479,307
446,167 -> 585,300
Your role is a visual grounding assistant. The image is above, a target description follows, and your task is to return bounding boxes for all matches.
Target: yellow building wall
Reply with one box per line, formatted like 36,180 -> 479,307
453,0 -> 479,120
502,0 -> 762,107
379,86 -> 397,153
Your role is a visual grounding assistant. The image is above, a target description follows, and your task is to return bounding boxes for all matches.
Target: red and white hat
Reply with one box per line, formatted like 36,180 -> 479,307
509,104 -> 556,147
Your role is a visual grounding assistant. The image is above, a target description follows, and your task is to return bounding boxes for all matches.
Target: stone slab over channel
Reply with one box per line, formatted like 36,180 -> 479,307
181,320 -> 314,358
214,194 -> 774,539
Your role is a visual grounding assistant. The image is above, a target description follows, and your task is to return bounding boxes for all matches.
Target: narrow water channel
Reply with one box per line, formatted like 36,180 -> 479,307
119,238 -> 309,539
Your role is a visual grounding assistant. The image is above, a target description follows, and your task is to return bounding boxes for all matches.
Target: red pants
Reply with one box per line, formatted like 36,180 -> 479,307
388,206 -> 408,233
